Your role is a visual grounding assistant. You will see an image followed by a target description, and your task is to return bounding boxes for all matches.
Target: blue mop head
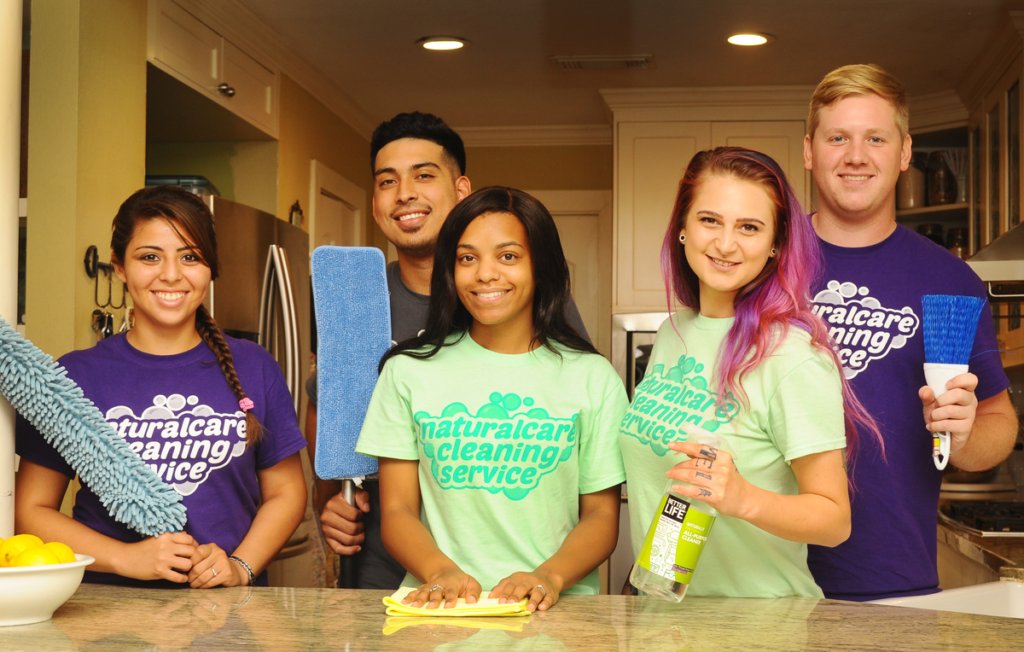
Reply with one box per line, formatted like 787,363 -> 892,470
311,247 -> 391,480
0,318 -> 186,536
921,295 -> 988,365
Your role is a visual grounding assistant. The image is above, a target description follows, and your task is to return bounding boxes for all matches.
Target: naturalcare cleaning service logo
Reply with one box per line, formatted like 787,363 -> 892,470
811,280 -> 919,380
415,393 -> 578,501
106,393 -> 248,496
619,353 -> 739,456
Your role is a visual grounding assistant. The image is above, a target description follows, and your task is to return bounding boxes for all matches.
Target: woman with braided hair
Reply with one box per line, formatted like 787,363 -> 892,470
15,186 -> 307,588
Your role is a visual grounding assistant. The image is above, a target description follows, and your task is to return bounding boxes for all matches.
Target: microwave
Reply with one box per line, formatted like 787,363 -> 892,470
612,312 -> 670,400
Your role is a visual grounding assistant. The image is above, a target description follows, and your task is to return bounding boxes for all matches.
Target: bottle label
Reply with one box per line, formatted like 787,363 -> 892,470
635,494 -> 715,585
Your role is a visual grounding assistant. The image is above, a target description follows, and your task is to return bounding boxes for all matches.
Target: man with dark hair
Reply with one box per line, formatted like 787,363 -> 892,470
306,112 -> 588,589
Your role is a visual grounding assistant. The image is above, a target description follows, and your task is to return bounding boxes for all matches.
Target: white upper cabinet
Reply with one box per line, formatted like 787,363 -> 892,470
223,41 -> 276,134
148,0 -> 279,138
603,88 -> 813,313
616,122 -> 711,310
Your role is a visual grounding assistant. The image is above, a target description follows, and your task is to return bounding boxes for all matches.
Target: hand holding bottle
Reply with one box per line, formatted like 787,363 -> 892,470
666,440 -> 754,520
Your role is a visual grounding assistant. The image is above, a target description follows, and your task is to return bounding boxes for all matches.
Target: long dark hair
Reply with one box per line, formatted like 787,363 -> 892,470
380,186 -> 596,370
110,185 -> 264,447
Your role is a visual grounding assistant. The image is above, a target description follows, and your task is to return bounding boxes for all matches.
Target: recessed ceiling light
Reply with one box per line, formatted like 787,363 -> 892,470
420,37 -> 466,51
728,33 -> 770,46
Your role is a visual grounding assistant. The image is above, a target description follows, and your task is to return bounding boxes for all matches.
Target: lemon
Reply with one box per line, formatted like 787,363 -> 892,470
11,547 -> 60,567
0,534 -> 44,567
43,541 -> 77,564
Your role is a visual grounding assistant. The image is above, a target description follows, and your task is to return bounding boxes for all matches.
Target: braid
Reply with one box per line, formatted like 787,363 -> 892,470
195,305 -> 264,447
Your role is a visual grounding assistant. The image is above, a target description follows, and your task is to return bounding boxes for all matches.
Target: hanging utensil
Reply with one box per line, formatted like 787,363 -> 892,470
101,311 -> 115,340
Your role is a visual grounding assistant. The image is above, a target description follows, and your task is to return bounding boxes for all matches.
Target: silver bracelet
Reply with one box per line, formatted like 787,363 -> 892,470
229,555 -> 255,586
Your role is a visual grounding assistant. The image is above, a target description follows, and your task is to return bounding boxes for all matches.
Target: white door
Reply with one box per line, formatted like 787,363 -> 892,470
529,191 -> 613,359
308,160 -> 366,255
314,190 -> 357,248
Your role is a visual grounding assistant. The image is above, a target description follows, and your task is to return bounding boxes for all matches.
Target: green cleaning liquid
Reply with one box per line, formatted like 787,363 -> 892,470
629,433 -> 725,602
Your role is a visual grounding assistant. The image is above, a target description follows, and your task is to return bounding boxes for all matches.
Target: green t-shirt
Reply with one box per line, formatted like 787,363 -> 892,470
619,310 -> 846,598
356,333 -> 628,595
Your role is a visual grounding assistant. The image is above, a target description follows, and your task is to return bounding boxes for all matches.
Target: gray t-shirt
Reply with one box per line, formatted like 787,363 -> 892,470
306,260 -> 589,404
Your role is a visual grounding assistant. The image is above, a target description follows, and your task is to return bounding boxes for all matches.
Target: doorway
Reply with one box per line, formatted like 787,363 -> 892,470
528,190 -> 613,358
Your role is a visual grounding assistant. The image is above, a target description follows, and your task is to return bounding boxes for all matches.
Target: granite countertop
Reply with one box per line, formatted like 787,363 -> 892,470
2,583 -> 1022,652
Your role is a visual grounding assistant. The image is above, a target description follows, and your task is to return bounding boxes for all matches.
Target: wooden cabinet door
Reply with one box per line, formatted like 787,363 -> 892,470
223,41 -> 277,135
973,53 -> 1023,251
711,121 -> 809,209
615,122 -> 711,310
149,0 -> 222,92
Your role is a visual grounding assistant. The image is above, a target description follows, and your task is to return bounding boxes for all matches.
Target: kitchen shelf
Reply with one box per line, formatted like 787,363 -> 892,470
896,202 -> 969,218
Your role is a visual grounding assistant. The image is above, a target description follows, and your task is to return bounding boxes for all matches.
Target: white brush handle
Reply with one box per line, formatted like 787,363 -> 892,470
923,363 -> 969,470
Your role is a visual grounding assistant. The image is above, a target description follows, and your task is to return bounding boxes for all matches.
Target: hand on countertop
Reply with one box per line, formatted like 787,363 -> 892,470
188,542 -> 246,588
403,567 -> 482,609
118,531 -> 197,583
490,568 -> 564,612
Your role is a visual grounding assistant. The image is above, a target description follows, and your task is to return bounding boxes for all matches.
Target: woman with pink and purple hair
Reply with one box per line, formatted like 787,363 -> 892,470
619,146 -> 880,597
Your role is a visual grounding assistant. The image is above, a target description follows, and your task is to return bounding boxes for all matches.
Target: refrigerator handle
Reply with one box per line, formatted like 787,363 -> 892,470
274,243 -> 301,411
257,245 -> 275,349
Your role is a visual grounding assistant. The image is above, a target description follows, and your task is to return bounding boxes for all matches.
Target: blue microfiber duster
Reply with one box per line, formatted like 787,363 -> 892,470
310,246 -> 391,481
311,247 -> 390,589
921,294 -> 987,470
0,318 -> 186,536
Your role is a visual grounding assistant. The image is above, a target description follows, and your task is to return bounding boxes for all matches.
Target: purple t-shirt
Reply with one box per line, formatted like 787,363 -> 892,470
16,333 -> 307,587
806,225 -> 1008,601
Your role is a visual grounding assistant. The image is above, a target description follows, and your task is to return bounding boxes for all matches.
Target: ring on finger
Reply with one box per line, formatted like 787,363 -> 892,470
429,583 -> 443,592
534,584 -> 546,595
211,567 -> 218,577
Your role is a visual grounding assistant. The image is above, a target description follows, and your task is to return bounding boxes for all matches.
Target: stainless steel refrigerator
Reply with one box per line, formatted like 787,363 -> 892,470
205,196 -> 309,413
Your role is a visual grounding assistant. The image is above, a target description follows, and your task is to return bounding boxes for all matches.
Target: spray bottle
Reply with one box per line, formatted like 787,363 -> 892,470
629,432 -> 730,601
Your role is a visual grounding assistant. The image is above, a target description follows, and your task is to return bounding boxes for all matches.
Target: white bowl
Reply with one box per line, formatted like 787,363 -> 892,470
0,554 -> 94,626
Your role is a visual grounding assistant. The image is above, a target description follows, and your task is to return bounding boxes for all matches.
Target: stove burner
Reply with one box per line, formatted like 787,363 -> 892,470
945,501 -> 1024,532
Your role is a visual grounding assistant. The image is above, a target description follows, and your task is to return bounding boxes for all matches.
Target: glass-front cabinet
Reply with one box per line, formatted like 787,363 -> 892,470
970,52 -> 1024,254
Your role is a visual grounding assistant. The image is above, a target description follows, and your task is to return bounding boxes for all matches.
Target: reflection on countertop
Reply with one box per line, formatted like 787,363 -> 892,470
1,583 -> 1023,652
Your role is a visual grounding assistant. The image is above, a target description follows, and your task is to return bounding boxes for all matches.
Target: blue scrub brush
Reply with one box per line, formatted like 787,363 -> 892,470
0,318 -> 186,536
921,295 -> 987,470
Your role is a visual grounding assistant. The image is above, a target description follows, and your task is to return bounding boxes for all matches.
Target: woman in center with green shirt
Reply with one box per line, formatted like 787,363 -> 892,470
356,186 -> 626,612
620,147 -> 880,597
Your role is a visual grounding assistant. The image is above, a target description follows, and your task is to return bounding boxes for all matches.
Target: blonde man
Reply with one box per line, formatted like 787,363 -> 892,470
802,64 -> 1016,601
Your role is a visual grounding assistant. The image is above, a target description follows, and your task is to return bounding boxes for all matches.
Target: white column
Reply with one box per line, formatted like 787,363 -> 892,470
0,1 -> 24,538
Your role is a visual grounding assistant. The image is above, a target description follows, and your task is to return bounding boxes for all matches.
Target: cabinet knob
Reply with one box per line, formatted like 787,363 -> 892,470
218,83 -> 236,97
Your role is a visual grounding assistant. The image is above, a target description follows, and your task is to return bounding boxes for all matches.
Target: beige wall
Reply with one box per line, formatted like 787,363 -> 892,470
146,140 -> 279,215
25,0 -> 147,358
276,75 -> 378,248
465,144 -> 613,192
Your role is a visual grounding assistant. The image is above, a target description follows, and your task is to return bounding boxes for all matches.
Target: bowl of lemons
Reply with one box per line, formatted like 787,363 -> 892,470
0,534 -> 94,626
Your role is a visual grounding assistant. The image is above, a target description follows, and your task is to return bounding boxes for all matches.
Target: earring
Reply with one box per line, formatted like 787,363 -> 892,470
679,233 -> 686,244
770,247 -> 778,257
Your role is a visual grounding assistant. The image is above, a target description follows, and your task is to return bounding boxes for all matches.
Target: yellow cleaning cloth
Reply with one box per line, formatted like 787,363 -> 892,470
382,616 -> 529,635
383,587 -> 531,617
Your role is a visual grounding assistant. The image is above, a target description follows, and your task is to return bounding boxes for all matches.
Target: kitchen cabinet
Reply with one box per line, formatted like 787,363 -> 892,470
612,118 -> 806,312
147,0 -> 279,137
968,52 -> 1023,254
896,126 -> 970,250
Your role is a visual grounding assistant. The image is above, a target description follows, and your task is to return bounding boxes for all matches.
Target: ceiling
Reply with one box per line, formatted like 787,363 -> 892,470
236,1 -> 1024,129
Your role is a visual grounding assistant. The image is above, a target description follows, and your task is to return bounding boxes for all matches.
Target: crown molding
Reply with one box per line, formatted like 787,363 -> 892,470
957,11 -> 1023,113
600,86 -> 816,122
909,90 -> 969,133
172,0 -> 376,140
458,124 -> 612,147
